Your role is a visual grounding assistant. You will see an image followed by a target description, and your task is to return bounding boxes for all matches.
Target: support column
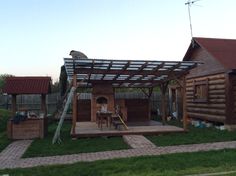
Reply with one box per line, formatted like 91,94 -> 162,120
12,94 -> 17,115
72,74 -> 77,136
41,94 -> 47,116
148,88 -> 153,120
160,82 -> 168,125
182,76 -> 188,130
168,87 -> 172,117
176,87 -> 179,119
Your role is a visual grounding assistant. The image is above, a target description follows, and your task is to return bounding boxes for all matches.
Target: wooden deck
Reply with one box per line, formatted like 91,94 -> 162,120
71,120 -> 185,138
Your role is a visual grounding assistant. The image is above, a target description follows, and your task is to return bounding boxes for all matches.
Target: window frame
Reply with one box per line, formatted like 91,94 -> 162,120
193,78 -> 209,103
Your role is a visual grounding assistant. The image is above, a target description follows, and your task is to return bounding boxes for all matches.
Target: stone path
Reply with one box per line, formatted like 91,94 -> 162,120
1,139 -> 236,169
0,140 -> 32,169
123,135 -> 156,149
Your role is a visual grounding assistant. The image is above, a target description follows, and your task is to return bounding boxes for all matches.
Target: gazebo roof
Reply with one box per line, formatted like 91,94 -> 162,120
64,58 -> 201,88
3,76 -> 51,94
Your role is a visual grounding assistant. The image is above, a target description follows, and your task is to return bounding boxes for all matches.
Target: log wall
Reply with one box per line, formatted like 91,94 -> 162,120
186,73 -> 226,123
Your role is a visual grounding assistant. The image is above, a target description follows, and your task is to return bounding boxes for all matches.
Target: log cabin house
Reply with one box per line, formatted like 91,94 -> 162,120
183,37 -> 236,129
62,57 -> 200,137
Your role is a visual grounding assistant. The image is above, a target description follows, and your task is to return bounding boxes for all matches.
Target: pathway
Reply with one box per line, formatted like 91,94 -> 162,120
123,135 -> 156,149
1,139 -> 236,169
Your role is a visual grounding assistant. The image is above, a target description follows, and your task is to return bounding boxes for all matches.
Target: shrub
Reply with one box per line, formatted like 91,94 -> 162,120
0,109 -> 11,132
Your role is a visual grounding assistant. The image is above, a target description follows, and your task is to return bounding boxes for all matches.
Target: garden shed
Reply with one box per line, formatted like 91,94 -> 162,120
3,76 -> 51,139
62,57 -> 200,137
183,37 -> 236,129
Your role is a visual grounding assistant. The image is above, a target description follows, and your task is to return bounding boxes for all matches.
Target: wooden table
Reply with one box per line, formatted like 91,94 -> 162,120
96,111 -> 112,130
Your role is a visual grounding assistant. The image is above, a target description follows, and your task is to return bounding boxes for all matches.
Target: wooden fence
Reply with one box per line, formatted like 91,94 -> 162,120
0,92 -> 171,116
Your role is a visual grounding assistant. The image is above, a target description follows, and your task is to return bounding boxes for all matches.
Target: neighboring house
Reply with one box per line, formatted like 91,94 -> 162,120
183,37 -> 236,128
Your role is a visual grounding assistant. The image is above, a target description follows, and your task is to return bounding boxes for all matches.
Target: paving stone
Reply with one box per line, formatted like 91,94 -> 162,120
1,139 -> 236,169
123,135 -> 156,149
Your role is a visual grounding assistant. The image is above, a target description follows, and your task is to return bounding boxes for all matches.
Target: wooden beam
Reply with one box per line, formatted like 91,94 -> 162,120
72,74 -> 77,136
41,94 -> 47,116
182,76 -> 188,130
12,94 -> 17,115
74,68 -> 190,76
160,82 -> 169,125
225,73 -> 234,124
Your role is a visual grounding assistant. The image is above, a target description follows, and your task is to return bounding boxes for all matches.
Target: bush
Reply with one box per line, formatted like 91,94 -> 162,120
0,109 -> 11,132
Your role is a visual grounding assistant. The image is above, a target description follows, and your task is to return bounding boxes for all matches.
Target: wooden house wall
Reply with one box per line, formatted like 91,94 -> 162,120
76,98 -> 150,122
186,73 -> 226,123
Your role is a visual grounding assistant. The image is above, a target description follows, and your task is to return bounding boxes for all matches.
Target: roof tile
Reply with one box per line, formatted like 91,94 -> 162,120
3,77 -> 51,94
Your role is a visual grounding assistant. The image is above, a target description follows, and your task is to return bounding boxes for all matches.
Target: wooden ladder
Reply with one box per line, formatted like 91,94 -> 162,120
52,77 -> 87,144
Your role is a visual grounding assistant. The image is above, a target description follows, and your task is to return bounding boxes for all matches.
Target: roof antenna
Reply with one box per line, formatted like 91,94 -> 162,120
185,0 -> 200,47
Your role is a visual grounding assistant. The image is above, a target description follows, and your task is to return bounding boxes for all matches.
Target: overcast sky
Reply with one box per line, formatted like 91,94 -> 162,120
1,0 -> 236,82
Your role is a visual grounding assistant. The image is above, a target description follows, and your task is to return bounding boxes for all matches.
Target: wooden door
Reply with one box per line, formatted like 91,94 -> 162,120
125,99 -> 149,122
77,100 -> 91,122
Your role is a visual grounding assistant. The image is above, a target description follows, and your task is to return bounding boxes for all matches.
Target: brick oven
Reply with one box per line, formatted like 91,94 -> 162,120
91,84 -> 115,121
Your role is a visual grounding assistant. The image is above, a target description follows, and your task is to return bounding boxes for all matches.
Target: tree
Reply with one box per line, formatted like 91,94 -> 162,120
51,81 -> 60,93
0,74 -> 13,94
59,66 -> 68,96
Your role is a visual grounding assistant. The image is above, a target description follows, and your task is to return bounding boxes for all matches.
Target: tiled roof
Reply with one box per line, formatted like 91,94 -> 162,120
3,77 -> 51,94
183,37 -> 236,70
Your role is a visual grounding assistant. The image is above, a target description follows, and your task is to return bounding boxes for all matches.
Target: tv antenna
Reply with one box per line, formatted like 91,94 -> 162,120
185,0 -> 200,39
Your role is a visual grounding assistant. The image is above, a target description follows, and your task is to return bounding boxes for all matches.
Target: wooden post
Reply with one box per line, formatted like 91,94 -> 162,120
72,74 -> 77,136
168,87 -> 172,116
41,94 -> 47,116
12,94 -> 17,115
148,88 -> 153,120
160,82 -> 168,125
176,87 -> 179,119
225,73 -> 234,125
182,76 -> 188,130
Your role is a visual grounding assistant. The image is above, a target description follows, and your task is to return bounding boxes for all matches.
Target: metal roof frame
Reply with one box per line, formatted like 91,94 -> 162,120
64,58 -> 201,88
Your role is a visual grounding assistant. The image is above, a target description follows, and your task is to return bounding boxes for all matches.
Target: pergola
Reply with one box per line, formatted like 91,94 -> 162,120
64,58 -> 201,134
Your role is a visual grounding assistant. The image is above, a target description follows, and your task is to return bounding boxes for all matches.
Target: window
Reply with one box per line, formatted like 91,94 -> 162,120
193,79 -> 208,102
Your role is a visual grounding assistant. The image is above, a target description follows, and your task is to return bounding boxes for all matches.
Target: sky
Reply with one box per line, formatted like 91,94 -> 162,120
1,0 -> 236,82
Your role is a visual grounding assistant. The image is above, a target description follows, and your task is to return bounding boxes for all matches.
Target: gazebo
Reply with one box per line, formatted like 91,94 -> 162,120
3,76 -> 51,139
63,58 -> 201,137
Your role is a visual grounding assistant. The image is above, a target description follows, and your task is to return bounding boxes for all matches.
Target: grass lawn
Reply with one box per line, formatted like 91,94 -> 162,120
147,120 -> 236,146
23,122 -> 129,158
2,149 -> 236,176
0,109 -> 12,152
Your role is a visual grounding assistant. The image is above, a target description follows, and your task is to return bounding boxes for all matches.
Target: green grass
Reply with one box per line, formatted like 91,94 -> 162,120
147,120 -> 236,146
2,149 -> 236,175
23,122 -> 129,158
0,109 -> 12,152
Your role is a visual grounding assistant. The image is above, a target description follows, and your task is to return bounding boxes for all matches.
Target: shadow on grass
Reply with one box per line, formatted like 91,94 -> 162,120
23,122 -> 129,158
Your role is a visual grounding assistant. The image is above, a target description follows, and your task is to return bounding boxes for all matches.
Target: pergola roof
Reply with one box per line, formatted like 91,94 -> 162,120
64,58 -> 201,88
